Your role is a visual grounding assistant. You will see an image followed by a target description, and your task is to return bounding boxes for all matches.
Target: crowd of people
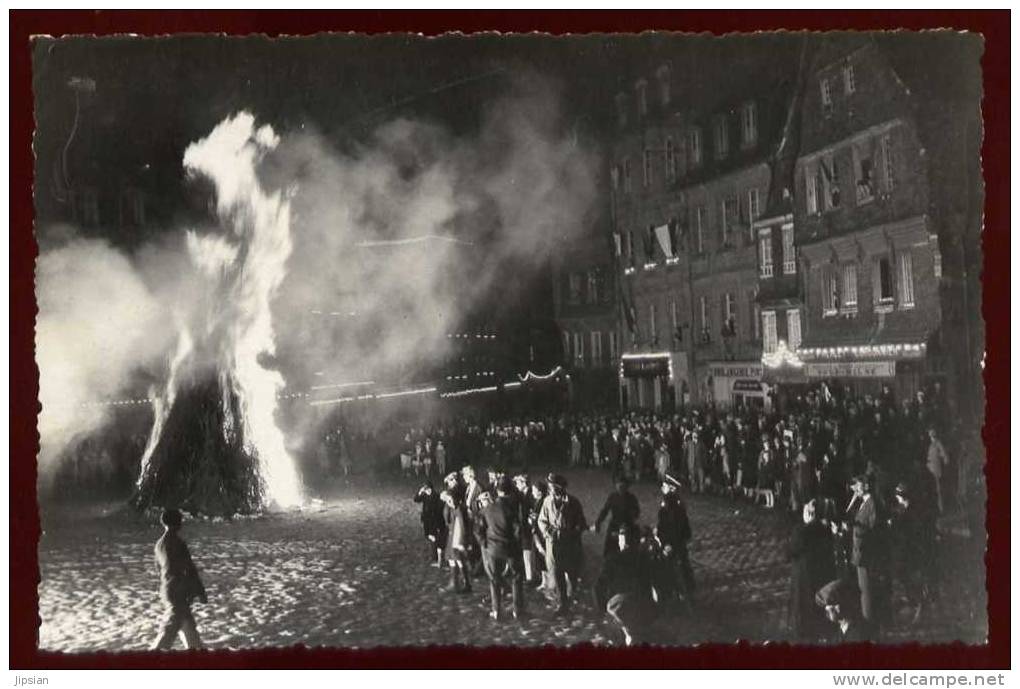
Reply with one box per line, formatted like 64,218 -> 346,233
395,381 -> 981,644
412,466 -> 696,645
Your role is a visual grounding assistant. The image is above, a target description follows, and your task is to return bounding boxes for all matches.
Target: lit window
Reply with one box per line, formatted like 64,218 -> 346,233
881,134 -> 896,192
899,252 -> 915,308
781,224 -> 796,275
822,266 -> 839,316
843,63 -> 856,95
806,165 -> 819,215
742,102 -> 758,146
665,138 -> 677,182
724,293 -> 736,336
591,331 -> 602,365
721,199 -> 730,246
854,140 -> 876,204
747,188 -> 760,221
695,206 -> 705,254
841,263 -> 858,312
759,228 -> 774,278
786,309 -> 802,350
762,310 -> 778,354
750,290 -> 760,340
821,155 -> 840,210
574,332 -> 585,366
747,188 -> 760,243
688,128 -> 702,167
821,78 -> 833,115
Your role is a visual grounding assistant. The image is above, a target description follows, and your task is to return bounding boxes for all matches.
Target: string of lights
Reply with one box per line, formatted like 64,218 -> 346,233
66,365 -> 570,410
517,365 -> 564,382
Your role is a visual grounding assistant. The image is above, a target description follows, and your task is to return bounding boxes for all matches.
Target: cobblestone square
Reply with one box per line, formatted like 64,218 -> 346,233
38,467 -> 986,652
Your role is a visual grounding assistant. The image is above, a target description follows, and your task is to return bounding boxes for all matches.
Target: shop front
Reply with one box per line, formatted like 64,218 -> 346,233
764,340 -> 934,409
619,352 -> 686,412
704,361 -> 770,411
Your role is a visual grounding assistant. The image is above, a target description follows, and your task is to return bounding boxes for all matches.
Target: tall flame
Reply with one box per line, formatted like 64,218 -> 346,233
171,111 -> 303,509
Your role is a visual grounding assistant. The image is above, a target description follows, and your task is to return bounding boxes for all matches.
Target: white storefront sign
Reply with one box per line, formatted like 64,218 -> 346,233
707,363 -> 764,379
804,361 -> 896,379
707,361 -> 768,409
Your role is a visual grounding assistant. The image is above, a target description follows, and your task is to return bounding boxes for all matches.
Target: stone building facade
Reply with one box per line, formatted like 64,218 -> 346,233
786,36 -> 951,403
609,46 -> 801,411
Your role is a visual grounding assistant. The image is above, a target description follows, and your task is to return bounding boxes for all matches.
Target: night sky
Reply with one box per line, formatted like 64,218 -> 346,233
32,32 -> 805,234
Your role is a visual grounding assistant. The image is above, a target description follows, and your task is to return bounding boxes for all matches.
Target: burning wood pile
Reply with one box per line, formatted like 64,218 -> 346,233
132,373 -> 266,516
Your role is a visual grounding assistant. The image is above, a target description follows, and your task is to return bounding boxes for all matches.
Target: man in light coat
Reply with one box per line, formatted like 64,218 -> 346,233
537,473 -> 588,614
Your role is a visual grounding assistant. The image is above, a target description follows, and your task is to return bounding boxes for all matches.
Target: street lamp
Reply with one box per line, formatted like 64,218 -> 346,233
53,75 -> 96,205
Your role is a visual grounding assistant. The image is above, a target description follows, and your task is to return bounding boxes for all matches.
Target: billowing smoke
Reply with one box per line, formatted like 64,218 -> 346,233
269,75 -> 599,431
35,234 -> 174,485
34,72 -> 600,492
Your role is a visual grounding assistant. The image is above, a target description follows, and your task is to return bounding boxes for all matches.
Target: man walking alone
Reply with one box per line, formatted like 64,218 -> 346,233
151,508 -> 207,650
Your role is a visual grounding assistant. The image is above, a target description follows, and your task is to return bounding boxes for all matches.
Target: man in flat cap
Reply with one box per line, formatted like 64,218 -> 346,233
537,473 -> 588,614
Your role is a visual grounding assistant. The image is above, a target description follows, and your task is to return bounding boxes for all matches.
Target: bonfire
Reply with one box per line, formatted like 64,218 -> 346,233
132,112 -> 303,516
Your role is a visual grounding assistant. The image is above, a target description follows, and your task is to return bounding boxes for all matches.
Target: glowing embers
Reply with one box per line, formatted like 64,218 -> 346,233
762,340 -> 805,369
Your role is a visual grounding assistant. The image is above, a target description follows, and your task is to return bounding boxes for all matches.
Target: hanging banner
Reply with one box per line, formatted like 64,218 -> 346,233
654,224 -> 673,257
805,361 -> 896,379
